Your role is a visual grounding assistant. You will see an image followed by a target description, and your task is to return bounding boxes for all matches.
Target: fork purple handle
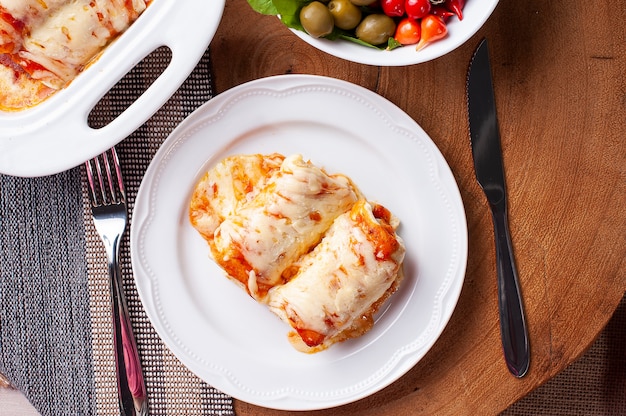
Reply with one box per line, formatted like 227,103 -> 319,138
109,232 -> 148,415
85,149 -> 148,415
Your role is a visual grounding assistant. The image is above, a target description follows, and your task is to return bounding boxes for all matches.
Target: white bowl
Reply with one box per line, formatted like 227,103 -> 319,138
291,0 -> 498,66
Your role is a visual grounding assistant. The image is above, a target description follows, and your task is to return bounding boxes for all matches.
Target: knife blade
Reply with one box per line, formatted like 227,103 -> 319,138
467,38 -> 530,378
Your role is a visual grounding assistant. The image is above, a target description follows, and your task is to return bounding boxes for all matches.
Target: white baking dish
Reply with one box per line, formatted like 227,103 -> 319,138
0,0 -> 225,177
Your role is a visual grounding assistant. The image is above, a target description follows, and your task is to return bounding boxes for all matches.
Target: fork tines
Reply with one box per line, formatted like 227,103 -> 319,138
85,147 -> 126,207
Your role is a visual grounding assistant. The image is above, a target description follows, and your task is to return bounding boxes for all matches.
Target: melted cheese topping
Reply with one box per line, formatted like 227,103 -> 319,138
0,54 -> 53,110
1,1 -> 68,53
211,154 -> 360,299
20,0 -> 147,87
0,0 -> 148,109
1,0 -> 68,17
267,200 -> 405,352
189,153 -> 285,242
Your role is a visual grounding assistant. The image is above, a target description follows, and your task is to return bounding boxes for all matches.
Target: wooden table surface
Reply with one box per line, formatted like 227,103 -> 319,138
210,0 -> 626,414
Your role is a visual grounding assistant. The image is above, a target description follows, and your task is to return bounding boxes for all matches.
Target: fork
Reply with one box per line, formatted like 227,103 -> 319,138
85,148 -> 148,416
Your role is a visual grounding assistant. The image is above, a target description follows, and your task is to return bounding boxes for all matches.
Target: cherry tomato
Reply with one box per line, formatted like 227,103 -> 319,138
404,0 -> 430,20
394,17 -> 420,45
380,0 -> 405,17
415,14 -> 447,51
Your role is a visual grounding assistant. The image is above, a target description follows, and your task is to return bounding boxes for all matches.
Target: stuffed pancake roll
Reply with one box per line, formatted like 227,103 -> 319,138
0,6 -> 25,53
17,0 -> 149,88
189,153 -> 285,242
0,9 -> 20,53
267,200 -> 405,353
0,54 -> 53,110
0,0 -> 69,53
211,154 -> 361,301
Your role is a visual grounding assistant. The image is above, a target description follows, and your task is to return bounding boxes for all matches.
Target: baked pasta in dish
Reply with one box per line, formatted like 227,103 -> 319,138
1,0 -> 69,54
190,153 -> 405,352
0,0 -> 150,111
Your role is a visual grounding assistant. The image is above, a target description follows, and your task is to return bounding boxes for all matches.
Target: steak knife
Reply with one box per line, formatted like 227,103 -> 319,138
466,38 -> 530,378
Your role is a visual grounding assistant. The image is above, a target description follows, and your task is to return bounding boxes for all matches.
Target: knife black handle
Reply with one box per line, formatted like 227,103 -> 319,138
490,199 -> 530,378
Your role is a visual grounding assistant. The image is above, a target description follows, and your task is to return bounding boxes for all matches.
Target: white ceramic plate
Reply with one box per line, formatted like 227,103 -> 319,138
130,74 -> 467,410
0,0 -> 225,177
291,0 -> 499,66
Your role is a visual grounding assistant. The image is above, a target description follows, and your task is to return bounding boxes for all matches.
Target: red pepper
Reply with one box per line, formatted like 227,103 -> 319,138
415,14 -> 448,51
444,0 -> 465,20
430,5 -> 455,21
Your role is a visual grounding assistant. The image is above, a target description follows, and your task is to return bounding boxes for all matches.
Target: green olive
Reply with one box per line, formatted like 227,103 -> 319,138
350,0 -> 377,5
300,1 -> 334,38
355,14 -> 396,46
328,0 -> 362,30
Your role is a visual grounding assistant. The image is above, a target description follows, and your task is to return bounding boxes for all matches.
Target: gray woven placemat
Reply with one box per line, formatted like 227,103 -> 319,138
0,168 -> 94,415
0,47 -> 234,415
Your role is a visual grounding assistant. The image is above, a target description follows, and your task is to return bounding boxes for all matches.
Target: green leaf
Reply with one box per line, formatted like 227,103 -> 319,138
338,33 -> 385,50
273,0 -> 309,30
246,0 -> 278,15
387,37 -> 402,51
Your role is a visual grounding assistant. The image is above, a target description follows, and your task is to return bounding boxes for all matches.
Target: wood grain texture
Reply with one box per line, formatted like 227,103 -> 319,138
210,0 -> 626,414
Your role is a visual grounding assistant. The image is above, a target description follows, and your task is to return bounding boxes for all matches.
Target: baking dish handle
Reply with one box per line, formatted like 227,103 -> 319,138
85,19 -> 214,146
